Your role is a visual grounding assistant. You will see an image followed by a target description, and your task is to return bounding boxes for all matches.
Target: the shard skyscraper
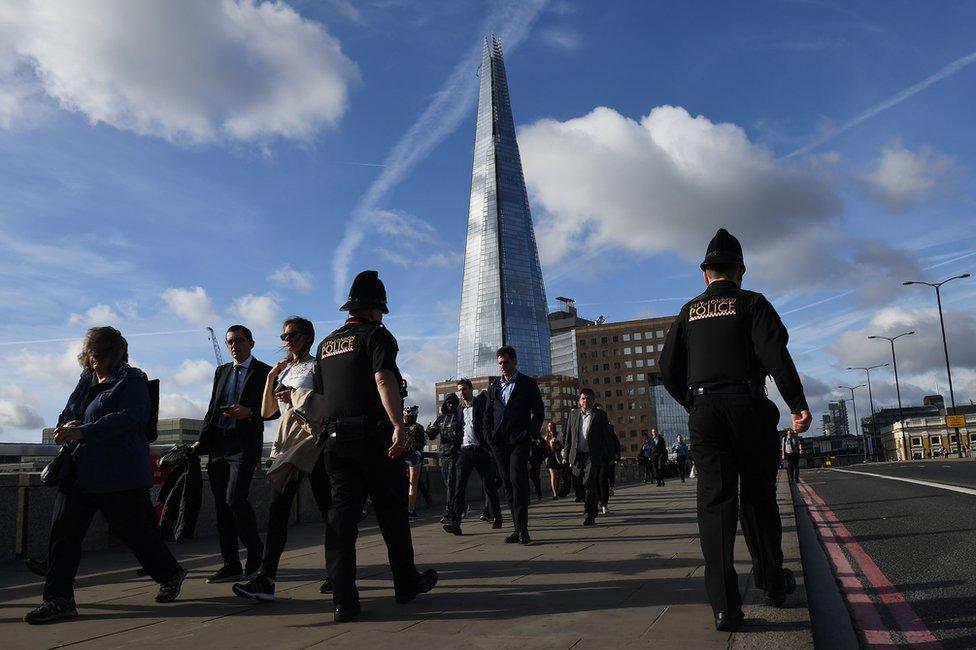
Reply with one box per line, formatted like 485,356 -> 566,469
456,36 -> 551,379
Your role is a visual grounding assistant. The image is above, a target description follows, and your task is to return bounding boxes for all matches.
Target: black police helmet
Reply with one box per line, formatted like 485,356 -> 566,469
340,269 -> 389,314
700,228 -> 745,271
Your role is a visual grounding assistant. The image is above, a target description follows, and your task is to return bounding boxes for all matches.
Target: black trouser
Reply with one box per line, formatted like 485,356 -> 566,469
640,459 -> 653,483
785,453 -> 800,483
689,395 -> 785,616
572,453 -> 601,519
324,431 -> 420,609
597,461 -> 612,506
45,483 -> 181,601
452,446 -> 502,524
208,455 -> 263,571
492,442 -> 530,533
676,456 -> 688,481
529,452 -> 544,499
440,453 -> 458,517
652,455 -> 666,485
261,454 -> 330,580
608,462 -> 616,488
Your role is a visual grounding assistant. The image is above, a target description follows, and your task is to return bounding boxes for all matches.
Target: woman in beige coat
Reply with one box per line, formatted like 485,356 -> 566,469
233,316 -> 330,602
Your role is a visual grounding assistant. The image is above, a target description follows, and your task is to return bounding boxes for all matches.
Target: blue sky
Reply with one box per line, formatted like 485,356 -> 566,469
1,0 -> 975,441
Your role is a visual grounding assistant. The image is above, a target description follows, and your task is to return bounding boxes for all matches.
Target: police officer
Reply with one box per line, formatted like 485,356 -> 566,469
659,229 -> 812,632
314,270 -> 437,623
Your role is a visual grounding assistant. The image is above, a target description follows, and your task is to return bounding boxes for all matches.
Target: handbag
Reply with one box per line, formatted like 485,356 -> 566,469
40,445 -> 74,487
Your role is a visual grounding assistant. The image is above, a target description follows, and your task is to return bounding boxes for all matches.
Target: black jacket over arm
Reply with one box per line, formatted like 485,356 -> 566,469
564,407 -> 613,466
483,373 -> 545,447
199,359 -> 278,460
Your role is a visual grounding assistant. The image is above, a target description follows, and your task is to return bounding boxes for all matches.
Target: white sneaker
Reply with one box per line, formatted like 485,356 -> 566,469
600,505 -> 608,515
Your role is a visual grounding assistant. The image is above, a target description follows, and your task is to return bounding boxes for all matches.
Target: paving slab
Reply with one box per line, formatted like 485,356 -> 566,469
0,474 -> 812,648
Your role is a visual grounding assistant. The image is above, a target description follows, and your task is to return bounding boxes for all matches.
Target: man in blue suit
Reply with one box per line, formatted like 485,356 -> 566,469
483,346 -> 545,545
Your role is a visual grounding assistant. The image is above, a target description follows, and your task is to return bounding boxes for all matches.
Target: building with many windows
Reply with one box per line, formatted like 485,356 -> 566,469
456,35 -> 551,379
882,412 -> 975,460
42,418 -> 202,446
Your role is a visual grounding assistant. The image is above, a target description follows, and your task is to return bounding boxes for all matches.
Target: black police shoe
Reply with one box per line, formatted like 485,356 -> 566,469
767,568 -> 797,607
442,522 -> 462,536
233,574 -> 276,602
715,610 -> 744,631
504,531 -> 520,543
396,569 -> 438,604
24,598 -> 78,624
582,516 -> 596,526
156,567 -> 188,603
334,603 -> 361,623
492,518 -> 503,529
206,565 -> 244,583
320,576 -> 333,594
518,530 -> 532,545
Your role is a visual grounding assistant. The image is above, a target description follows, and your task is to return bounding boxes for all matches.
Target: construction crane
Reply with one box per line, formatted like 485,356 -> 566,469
206,327 -> 225,366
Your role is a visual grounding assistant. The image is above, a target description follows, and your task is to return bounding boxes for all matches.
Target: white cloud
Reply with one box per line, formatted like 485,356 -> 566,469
68,303 -> 122,326
519,105 -> 841,276
7,342 -> 82,386
0,383 -> 45,430
162,287 -> 218,326
268,264 -> 314,292
174,359 -> 216,385
159,392 -> 208,419
859,143 -> 952,212
0,0 -> 358,144
538,26 -> 582,51
231,293 -> 281,330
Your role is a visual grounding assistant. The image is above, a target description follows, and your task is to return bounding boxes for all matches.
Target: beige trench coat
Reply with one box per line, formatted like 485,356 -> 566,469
266,387 -> 326,493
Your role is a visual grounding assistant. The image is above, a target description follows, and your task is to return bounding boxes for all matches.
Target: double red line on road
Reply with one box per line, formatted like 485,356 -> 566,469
796,479 -> 941,649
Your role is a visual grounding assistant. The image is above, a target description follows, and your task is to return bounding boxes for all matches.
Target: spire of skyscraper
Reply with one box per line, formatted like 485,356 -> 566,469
456,35 -> 551,379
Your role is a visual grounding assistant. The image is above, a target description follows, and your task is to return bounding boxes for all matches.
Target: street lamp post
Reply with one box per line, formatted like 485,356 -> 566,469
848,364 -> 888,461
868,331 -> 915,430
838,384 -> 866,461
904,273 -> 971,458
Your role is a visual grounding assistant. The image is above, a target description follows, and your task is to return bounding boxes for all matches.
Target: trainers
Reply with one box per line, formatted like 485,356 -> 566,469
396,569 -> 438,604
478,514 -> 490,522
244,554 -> 263,579
233,574 -> 276,602
442,522 -> 462,536
601,505 -> 609,515
24,598 -> 78,624
206,565 -> 244,584
156,567 -> 187,603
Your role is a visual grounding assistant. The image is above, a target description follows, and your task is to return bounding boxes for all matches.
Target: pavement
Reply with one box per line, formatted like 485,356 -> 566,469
798,459 -> 976,649
0,475 -> 811,649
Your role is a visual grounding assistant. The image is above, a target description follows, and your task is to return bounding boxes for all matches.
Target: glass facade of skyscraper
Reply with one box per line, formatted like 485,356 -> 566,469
456,36 -> 551,378
651,382 -> 689,446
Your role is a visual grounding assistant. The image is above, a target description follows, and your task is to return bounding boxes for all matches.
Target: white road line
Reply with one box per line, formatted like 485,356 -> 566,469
830,467 -> 976,496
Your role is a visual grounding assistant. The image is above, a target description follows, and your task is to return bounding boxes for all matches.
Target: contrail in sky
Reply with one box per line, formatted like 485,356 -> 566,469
787,49 -> 976,158
331,0 -> 550,303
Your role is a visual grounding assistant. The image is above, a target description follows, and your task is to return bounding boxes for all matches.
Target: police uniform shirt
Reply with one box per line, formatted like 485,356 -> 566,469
314,319 -> 400,424
659,279 -> 808,414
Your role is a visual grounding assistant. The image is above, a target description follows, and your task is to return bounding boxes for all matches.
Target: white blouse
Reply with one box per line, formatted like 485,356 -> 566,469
276,359 -> 315,413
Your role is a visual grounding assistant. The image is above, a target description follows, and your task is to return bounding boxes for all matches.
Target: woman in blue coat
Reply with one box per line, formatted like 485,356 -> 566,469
24,327 -> 186,624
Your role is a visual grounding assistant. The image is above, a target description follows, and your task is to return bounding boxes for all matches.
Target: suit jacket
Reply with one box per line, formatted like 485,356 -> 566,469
650,435 -> 667,458
199,358 -> 278,460
563,407 -> 613,466
483,372 -> 545,448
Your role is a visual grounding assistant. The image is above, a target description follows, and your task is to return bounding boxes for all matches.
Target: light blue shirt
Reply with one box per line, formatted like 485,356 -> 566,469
500,371 -> 519,406
218,356 -> 252,428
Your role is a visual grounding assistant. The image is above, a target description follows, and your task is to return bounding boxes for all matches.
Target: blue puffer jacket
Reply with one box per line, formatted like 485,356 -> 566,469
60,364 -> 152,494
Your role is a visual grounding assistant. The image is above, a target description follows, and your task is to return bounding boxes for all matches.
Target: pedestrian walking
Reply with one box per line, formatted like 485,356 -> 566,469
782,430 -> 802,483
25,327 -> 186,624
597,425 -> 621,512
638,434 -> 654,484
314,270 -> 437,622
192,325 -> 276,584
402,406 -> 430,519
427,394 -> 462,525
529,433 -> 546,502
543,422 -> 564,499
650,429 -> 668,487
233,316 -> 331,602
442,379 -> 503,535
660,228 -> 811,631
484,346 -> 545,545
672,435 -> 690,482
563,388 -> 614,526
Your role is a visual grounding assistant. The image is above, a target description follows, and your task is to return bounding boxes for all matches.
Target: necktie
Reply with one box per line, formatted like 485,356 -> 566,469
219,365 -> 244,428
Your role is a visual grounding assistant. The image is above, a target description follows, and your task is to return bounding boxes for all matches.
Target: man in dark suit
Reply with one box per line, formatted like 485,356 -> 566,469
443,378 -> 502,534
650,429 -> 668,487
192,325 -> 277,583
484,346 -> 544,545
563,388 -> 614,525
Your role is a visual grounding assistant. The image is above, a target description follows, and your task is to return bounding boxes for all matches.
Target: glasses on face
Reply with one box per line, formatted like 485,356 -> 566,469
280,331 -> 303,341
226,337 -> 248,346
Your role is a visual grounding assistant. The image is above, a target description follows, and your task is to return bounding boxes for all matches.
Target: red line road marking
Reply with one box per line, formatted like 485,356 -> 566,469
798,479 -> 942,649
